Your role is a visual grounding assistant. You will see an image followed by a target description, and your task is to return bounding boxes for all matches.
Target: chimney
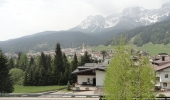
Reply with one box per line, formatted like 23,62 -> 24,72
162,56 -> 165,61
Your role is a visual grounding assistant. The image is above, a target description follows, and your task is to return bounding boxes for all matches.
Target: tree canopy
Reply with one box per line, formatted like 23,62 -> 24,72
104,39 -> 155,100
0,49 -> 14,93
105,20 -> 170,46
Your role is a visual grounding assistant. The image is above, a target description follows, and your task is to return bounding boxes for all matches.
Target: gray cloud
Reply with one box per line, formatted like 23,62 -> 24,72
82,0 -> 170,16
0,0 -> 7,6
0,0 -> 169,41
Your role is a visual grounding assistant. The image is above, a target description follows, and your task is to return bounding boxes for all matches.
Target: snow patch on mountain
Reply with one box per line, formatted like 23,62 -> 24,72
73,2 -> 170,32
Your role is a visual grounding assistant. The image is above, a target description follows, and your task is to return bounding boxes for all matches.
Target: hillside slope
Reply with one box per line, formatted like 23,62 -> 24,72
0,31 -> 101,53
105,19 -> 170,46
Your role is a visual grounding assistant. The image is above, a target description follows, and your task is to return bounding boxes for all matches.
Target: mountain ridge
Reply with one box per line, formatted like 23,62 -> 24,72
105,19 -> 170,46
70,2 -> 170,33
0,2 -> 170,53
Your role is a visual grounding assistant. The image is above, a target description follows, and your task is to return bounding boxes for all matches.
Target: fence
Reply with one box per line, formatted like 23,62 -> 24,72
99,95 -> 170,100
0,93 -> 101,98
1,94 -> 170,100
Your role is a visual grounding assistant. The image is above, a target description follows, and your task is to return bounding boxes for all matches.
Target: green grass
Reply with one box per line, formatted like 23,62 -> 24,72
131,43 -> 170,55
13,85 -> 66,93
91,45 -> 115,51
92,43 -> 170,56
60,89 -> 72,92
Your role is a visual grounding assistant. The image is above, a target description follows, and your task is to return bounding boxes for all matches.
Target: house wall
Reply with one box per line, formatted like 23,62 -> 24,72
163,67 -> 170,71
156,72 -> 161,86
96,70 -> 105,86
160,71 -> 170,82
157,67 -> 170,89
160,82 -> 170,89
77,75 -> 95,85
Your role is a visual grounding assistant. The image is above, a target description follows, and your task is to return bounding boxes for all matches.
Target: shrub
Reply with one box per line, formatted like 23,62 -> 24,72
67,81 -> 71,90
158,94 -> 166,97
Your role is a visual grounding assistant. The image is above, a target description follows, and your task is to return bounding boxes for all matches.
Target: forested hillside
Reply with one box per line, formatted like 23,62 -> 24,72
3,43 -> 93,87
105,20 -> 170,46
0,31 -> 101,53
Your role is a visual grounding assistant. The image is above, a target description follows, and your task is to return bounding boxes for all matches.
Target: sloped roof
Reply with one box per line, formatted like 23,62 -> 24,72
71,63 -> 108,74
84,63 -> 97,67
153,56 -> 170,71
154,63 -> 170,71
71,67 -> 107,74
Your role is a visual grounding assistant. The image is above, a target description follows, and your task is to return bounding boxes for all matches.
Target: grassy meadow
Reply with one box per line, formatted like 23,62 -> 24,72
91,45 -> 115,51
13,85 -> 66,93
131,43 -> 170,55
92,43 -> 170,56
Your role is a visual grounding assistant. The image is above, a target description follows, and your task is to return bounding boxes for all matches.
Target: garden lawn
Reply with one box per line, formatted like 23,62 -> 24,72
13,85 -> 66,93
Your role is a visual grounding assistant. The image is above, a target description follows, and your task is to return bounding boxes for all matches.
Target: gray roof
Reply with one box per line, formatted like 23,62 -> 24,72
71,67 -> 107,74
71,63 -> 108,74
84,63 -> 97,67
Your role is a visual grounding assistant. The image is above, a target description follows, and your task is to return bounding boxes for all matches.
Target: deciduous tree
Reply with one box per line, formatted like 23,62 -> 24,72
104,39 -> 155,100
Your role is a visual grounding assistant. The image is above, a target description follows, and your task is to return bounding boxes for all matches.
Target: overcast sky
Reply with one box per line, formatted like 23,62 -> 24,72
0,0 -> 169,41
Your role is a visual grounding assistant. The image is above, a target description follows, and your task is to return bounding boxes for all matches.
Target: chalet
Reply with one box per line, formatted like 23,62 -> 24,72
71,61 -> 109,86
152,55 -> 170,90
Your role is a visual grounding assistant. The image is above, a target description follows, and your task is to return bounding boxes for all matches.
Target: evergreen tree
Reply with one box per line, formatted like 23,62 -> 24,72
70,53 -> 78,84
62,53 -> 70,85
101,50 -> 107,61
0,49 -> 14,93
29,57 -> 34,66
46,55 -> 52,85
23,71 -> 29,86
8,58 -> 15,70
104,39 -> 155,100
80,51 -> 91,66
18,54 -> 28,71
53,42 -> 63,85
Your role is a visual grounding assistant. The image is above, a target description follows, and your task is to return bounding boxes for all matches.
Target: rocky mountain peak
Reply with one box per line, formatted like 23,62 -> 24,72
122,6 -> 146,17
161,2 -> 170,8
70,2 -> 170,33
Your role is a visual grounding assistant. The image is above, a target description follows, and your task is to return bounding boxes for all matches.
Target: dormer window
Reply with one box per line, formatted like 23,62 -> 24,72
165,74 -> 168,78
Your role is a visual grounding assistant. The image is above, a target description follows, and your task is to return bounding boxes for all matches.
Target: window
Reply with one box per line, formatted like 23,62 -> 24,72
156,77 -> 160,81
87,78 -> 90,82
165,74 -> 168,78
163,83 -> 167,87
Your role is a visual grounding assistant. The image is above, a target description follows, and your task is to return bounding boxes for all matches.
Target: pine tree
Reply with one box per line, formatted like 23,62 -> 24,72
80,51 -> 91,66
53,42 -> 63,85
0,49 -> 14,93
62,53 -> 70,85
101,50 -> 107,61
8,58 -> 15,70
29,57 -> 34,66
24,57 -> 35,86
23,71 -> 28,86
70,53 -> 78,84
46,55 -> 52,85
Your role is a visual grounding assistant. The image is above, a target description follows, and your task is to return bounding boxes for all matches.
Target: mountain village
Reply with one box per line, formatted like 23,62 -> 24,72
1,2 -> 170,99
4,43 -> 170,93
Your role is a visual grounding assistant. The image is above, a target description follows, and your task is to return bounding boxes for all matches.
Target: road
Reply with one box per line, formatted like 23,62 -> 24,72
0,98 -> 99,100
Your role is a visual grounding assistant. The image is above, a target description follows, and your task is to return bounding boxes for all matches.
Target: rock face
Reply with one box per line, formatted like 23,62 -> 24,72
70,2 -> 170,33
